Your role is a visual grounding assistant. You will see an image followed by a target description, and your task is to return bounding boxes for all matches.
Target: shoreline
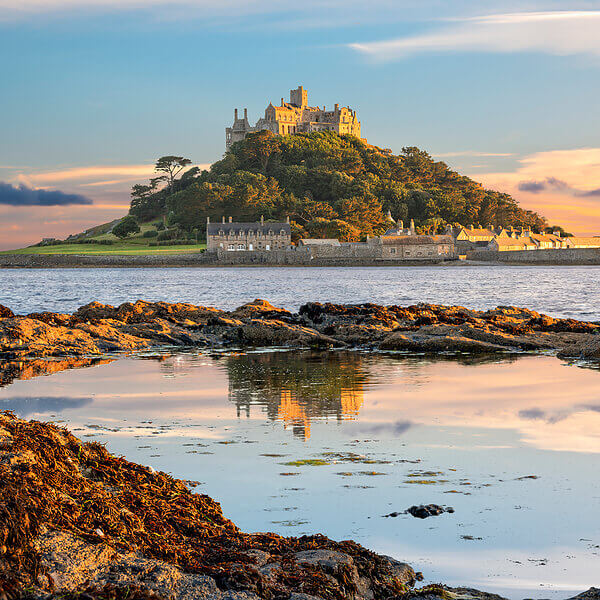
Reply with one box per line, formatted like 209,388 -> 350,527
1,410 -> 597,600
2,253 -> 600,268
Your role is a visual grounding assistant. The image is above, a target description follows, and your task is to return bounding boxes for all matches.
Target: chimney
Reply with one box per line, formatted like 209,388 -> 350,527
261,215 -> 264,225
228,216 -> 232,223
410,219 -> 415,234
222,216 -> 225,223
234,108 -> 238,120
207,216 -> 210,224
286,216 -> 290,223
334,103 -> 339,112
281,97 -> 284,106
398,220 -> 404,230
244,108 -> 248,120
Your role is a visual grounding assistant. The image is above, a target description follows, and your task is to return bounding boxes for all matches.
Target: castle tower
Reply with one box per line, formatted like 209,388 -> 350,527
290,85 -> 308,108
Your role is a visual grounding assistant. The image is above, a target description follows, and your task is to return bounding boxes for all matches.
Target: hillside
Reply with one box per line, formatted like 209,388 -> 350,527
128,131 -> 550,242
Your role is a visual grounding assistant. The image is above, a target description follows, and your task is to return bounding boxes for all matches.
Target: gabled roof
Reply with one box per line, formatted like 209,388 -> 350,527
207,222 -> 291,235
491,237 -> 536,247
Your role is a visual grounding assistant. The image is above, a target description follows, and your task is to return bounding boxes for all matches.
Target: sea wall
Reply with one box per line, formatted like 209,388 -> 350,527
467,248 -> 600,265
0,252 -> 453,268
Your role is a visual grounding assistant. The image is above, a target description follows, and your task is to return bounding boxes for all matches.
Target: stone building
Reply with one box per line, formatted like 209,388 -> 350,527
375,234 -> 455,260
226,85 -> 362,149
206,217 -> 291,252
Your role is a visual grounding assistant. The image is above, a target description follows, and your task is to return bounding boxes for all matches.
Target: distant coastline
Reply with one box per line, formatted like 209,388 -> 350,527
2,248 -> 600,268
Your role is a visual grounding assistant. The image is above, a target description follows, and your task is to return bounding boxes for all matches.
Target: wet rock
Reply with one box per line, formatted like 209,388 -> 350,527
0,304 -> 15,319
565,589 -> 600,600
0,412 -> 422,600
407,504 -> 454,519
2,299 -> 600,362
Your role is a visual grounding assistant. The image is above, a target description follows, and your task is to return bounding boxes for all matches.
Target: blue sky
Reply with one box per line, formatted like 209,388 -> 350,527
1,1 -> 600,248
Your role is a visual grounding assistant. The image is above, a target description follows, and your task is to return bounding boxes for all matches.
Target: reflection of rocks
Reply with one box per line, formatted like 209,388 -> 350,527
0,357 -> 113,387
227,351 -> 368,439
1,298 -> 600,362
0,395 -> 92,417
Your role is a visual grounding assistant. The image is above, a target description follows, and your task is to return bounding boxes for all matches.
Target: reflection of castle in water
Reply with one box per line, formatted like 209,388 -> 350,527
226,352 -> 368,440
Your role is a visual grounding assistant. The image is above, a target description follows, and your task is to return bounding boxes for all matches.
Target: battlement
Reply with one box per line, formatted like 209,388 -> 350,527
226,85 -> 362,149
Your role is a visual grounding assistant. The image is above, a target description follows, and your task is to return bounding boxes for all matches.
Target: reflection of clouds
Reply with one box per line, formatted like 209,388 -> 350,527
0,396 -> 92,417
354,420 -> 413,436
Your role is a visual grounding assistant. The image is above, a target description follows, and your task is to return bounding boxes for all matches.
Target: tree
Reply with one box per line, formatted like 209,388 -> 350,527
113,216 -> 140,239
155,156 -> 192,193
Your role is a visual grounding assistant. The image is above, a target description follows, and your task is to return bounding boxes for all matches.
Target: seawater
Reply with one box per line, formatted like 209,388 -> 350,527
1,350 -> 599,599
1,265 -> 600,319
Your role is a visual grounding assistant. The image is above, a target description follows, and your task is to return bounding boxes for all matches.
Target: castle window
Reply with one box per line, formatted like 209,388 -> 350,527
219,230 -> 224,236
227,244 -> 235,251
238,244 -> 245,250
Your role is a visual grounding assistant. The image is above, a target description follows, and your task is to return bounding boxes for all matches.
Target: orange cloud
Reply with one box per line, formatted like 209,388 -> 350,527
473,148 -> 600,235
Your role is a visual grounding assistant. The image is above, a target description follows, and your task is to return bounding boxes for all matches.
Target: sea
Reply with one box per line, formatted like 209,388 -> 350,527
1,265 -> 599,599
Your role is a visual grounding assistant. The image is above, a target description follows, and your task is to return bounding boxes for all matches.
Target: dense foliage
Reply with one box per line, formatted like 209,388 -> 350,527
112,215 -> 140,238
129,132 -> 549,240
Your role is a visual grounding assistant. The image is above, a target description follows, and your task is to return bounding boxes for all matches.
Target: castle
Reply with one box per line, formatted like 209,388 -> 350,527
225,85 -> 362,149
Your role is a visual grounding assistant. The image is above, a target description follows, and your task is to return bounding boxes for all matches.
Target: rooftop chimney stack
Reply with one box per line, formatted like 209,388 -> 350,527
228,216 -> 232,223
261,215 -> 264,225
244,108 -> 248,119
207,216 -> 210,224
286,216 -> 290,223
222,216 -> 225,223
234,108 -> 238,120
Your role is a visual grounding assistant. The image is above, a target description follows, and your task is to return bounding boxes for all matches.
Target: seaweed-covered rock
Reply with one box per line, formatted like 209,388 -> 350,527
0,304 -> 14,319
0,412 -> 417,600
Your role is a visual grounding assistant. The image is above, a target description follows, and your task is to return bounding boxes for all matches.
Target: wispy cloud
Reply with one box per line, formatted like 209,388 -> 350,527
0,182 -> 92,206
349,11 -> 600,61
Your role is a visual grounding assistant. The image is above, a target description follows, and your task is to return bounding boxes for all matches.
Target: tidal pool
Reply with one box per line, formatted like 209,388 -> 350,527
1,350 -> 599,598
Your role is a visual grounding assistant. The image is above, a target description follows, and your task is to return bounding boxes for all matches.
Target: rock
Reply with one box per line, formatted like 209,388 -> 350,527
0,412 -> 420,600
407,504 -> 454,519
0,304 -> 14,319
2,299 -> 600,364
565,589 -> 600,600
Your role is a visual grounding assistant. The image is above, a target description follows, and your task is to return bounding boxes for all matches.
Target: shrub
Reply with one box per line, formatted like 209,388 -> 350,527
143,229 -> 158,238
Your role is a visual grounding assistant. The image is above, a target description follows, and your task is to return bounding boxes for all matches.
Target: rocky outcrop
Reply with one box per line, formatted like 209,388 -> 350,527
0,412 -> 418,600
0,305 -> 14,319
0,299 -> 599,362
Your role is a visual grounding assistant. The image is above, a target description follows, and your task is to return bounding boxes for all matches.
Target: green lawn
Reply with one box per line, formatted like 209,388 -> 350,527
0,243 -> 207,255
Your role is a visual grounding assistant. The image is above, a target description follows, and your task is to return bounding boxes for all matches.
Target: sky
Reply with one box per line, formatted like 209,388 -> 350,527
1,0 -> 600,249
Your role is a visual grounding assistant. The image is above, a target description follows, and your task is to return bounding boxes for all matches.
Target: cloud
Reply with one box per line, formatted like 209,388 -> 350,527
349,11 -> 600,61
472,147 -> 600,235
0,181 -> 92,206
518,408 -> 546,420
518,176 -> 600,197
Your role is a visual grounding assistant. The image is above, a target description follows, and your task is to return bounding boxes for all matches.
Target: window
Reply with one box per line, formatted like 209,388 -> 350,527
390,248 -> 396,254
238,244 -> 245,250
227,244 -> 235,251
249,243 -> 253,251
219,230 -> 224,236
266,244 -> 271,251
280,229 -> 286,235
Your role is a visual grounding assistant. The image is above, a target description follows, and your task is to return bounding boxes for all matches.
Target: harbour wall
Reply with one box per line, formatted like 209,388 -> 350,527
467,248 -> 600,265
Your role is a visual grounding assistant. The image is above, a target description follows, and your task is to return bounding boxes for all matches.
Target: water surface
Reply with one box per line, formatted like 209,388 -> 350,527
1,350 -> 598,599
2,265 -> 600,319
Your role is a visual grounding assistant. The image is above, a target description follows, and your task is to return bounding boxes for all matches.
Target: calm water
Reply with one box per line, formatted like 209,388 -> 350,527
1,350 -> 599,598
1,265 -> 600,319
